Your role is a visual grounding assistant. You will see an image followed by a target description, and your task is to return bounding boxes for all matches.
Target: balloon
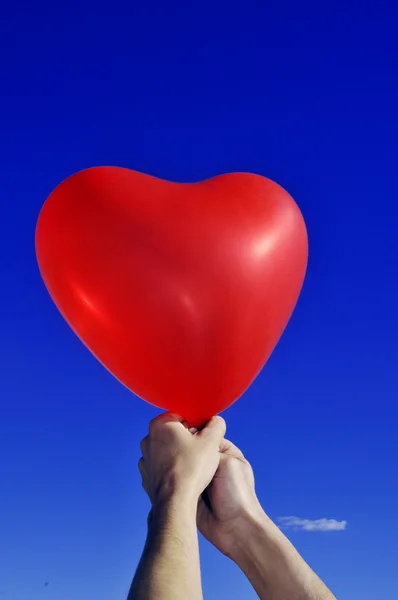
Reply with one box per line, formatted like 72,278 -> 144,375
36,167 -> 308,427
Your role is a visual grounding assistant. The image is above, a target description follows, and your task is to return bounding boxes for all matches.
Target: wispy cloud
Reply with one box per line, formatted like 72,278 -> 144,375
277,516 -> 347,532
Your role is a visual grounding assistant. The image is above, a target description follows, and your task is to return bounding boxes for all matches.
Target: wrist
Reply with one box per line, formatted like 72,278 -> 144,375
228,509 -> 336,599
227,505 -> 288,566
154,470 -> 202,511
151,488 -> 198,524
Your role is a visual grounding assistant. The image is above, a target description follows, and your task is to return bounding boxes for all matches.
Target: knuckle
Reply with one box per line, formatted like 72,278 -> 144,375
149,415 -> 162,432
215,416 -> 227,434
204,415 -> 226,434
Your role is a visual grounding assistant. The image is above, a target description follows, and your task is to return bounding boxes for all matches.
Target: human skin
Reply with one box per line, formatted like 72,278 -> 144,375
197,438 -> 336,599
127,412 -> 226,600
128,413 -> 336,600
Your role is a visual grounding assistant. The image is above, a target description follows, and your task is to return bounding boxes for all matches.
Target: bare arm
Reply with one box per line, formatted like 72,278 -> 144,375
197,439 -> 337,600
128,413 -> 226,600
228,509 -> 336,600
128,496 -> 202,600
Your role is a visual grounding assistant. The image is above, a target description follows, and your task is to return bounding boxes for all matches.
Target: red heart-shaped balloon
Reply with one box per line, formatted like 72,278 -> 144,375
36,167 -> 307,426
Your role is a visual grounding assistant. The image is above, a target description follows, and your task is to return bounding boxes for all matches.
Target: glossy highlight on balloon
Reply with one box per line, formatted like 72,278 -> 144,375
36,167 -> 308,427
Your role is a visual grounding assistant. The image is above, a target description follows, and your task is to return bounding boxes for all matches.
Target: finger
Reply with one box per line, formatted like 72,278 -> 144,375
149,412 -> 184,432
147,509 -> 153,527
141,477 -> 149,495
199,416 -> 226,442
219,438 -> 245,458
138,460 -> 149,495
182,420 -> 198,435
140,436 -> 148,455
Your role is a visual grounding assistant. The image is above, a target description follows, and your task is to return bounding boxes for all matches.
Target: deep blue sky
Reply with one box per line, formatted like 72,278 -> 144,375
1,3 -> 398,599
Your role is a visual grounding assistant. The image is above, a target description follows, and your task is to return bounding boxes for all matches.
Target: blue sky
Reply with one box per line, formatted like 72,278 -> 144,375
1,2 -> 398,599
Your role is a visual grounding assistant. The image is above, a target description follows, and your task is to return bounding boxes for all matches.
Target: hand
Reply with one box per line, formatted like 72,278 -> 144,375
138,413 -> 226,511
197,439 -> 264,558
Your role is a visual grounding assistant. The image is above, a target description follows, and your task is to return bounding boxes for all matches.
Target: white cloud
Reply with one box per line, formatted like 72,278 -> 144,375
277,516 -> 347,532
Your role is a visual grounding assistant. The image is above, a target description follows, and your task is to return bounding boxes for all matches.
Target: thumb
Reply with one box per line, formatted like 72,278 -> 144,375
219,438 -> 245,458
199,416 -> 226,443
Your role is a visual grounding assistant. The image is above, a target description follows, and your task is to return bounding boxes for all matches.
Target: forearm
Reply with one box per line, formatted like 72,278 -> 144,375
128,495 -> 203,600
230,511 -> 336,600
